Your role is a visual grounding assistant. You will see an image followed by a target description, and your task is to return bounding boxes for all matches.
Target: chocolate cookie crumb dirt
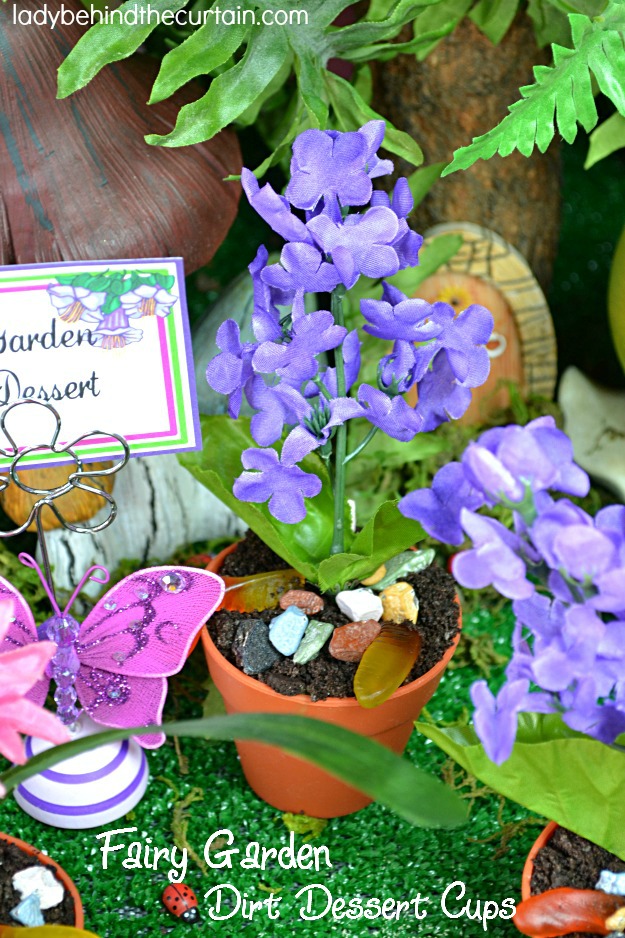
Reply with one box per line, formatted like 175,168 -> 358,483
211,530 -> 459,701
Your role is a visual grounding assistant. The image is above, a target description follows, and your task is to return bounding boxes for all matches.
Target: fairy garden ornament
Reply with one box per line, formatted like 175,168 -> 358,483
0,399 -> 224,828
181,120 -> 495,814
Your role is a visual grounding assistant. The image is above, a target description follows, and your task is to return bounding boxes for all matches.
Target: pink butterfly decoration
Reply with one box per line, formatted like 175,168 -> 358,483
0,556 -> 224,748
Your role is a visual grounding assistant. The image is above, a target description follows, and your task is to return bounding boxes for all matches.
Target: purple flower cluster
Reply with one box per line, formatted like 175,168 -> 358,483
207,122 -> 494,523
399,417 -> 625,763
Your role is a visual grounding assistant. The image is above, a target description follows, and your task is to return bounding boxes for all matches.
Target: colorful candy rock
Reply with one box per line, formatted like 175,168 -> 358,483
361,565 -> 387,586
354,623 -> 422,708
372,549 -> 435,591
381,582 -> 419,625
335,588 -> 383,622
279,589 -> 324,615
513,888 -> 625,937
606,907 -> 625,931
9,893 -> 44,927
293,619 -> 334,665
220,569 -> 304,613
12,867 -> 64,910
329,620 -> 382,662
269,606 -> 309,656
233,619 -> 281,674
596,870 -> 625,896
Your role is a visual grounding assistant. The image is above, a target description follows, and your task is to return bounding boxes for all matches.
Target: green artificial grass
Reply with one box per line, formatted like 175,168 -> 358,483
0,604 -> 544,938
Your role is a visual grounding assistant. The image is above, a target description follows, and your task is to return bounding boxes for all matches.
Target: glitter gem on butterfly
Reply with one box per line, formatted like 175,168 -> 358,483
0,554 -> 225,747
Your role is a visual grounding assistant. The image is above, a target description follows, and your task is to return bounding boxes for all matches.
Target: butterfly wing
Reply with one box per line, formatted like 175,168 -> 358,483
0,576 -> 50,706
74,566 -> 224,747
74,669 -> 168,748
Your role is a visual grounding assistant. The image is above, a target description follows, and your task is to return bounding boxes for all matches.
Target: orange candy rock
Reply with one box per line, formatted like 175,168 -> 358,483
279,589 -> 324,615
220,569 -> 304,613
513,888 -> 625,937
329,620 -> 382,662
354,623 -> 422,708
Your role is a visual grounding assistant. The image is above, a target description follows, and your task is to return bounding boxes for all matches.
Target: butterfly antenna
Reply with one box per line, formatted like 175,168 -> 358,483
64,565 -> 110,614
19,547 -> 61,617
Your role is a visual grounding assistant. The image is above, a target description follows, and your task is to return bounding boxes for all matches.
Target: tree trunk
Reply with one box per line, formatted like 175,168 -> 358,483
373,14 -> 561,292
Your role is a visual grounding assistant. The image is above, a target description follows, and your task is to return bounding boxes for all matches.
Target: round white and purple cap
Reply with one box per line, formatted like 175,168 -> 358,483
14,715 -> 148,830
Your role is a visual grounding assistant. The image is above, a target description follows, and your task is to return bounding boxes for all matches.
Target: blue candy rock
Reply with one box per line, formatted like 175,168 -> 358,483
269,606 -> 309,656
596,869 -> 625,896
10,893 -> 45,927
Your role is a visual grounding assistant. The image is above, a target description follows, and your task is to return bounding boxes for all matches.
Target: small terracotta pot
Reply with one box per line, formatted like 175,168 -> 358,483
521,821 -> 558,901
0,831 -> 84,927
201,543 -> 461,817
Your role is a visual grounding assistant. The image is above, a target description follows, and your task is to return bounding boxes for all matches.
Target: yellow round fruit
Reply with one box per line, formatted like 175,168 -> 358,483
608,223 -> 625,375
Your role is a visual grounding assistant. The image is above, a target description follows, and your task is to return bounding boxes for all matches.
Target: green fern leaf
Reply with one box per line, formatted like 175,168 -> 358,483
443,0 -> 625,175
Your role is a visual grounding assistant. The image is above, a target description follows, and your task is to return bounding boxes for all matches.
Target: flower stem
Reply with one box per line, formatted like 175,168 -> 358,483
344,426 -> 379,465
331,288 -> 347,555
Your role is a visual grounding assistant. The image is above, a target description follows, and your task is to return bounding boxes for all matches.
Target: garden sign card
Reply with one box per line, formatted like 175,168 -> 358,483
0,258 -> 200,469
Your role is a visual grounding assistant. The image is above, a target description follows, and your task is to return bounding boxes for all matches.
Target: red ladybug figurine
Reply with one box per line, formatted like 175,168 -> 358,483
162,883 -> 201,924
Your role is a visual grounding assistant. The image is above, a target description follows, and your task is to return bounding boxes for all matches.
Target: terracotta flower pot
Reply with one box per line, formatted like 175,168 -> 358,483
0,831 -> 84,927
201,543 -> 461,817
521,821 -> 559,901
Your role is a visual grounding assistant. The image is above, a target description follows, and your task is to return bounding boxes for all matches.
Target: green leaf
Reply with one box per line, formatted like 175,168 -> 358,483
443,0 -> 625,175
366,0 -> 397,20
406,162 -> 446,208
235,52 -> 295,128
352,431 -> 447,473
293,49 -> 330,128
300,0 -> 363,30
158,273 -> 176,290
150,13 -> 249,104
57,0 -> 189,98
102,295 -> 121,314
178,415 -> 336,582
147,28 -> 290,147
469,0 -> 520,44
527,0 -> 572,47
250,99 -> 309,176
87,274 -> 110,292
326,72 -> 423,167
412,0 -> 474,58
353,63 -> 374,103
331,0 -> 441,53
388,233 -> 463,294
316,500 -> 424,592
342,0 -> 471,62
418,713 -> 625,859
585,110 -> 625,166
0,714 -> 466,829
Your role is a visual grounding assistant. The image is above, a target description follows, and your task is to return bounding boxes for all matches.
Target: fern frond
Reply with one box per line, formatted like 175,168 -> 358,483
443,0 -> 625,175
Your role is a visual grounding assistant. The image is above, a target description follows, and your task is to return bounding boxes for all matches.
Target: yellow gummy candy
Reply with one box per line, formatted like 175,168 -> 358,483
354,623 -> 422,709
220,569 -> 304,612
0,929 -> 101,938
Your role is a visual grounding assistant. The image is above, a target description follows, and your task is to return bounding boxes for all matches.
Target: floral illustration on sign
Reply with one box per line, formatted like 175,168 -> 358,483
46,270 -> 178,349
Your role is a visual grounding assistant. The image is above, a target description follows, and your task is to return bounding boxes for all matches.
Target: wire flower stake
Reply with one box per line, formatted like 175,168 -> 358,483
0,398 -> 129,616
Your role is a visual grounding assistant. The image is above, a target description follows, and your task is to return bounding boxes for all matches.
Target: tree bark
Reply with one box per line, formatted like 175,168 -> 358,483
373,14 -> 561,292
